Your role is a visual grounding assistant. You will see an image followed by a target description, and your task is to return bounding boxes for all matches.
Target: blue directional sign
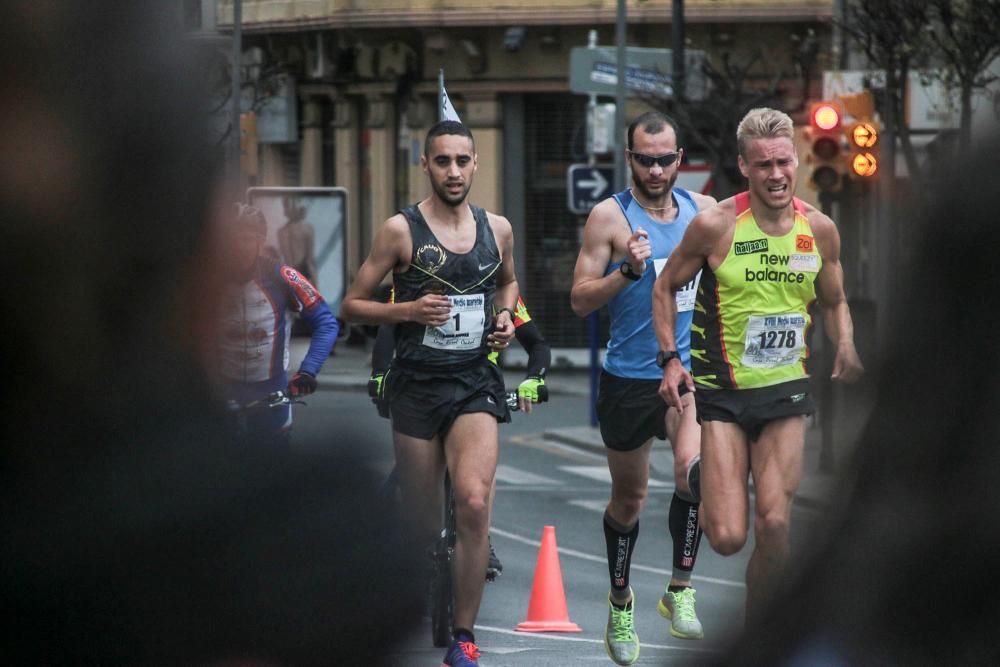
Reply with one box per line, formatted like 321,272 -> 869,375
567,164 -> 614,214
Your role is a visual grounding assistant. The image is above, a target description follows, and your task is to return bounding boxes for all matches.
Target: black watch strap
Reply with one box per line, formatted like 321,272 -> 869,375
619,262 -> 640,281
656,350 -> 681,368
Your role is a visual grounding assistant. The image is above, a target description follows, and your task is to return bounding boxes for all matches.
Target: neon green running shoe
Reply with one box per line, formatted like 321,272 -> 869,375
657,587 -> 704,639
604,589 -> 640,665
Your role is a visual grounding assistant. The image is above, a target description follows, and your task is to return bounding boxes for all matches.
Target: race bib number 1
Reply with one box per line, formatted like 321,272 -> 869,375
422,293 -> 487,351
742,313 -> 807,368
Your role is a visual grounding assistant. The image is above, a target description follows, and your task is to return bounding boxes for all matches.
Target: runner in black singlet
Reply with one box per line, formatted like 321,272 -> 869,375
340,121 -> 520,667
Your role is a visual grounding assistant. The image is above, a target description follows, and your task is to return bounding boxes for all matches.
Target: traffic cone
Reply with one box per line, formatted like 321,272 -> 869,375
515,525 -> 581,632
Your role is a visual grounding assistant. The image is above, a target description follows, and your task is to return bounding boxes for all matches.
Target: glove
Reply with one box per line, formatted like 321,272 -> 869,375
368,370 -> 390,419
517,376 -> 547,404
288,371 -> 317,397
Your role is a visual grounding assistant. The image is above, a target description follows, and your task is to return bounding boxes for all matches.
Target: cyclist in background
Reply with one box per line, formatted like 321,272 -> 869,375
217,204 -> 338,448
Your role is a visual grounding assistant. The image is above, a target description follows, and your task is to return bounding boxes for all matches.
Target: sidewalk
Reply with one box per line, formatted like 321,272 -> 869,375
307,338 -> 849,509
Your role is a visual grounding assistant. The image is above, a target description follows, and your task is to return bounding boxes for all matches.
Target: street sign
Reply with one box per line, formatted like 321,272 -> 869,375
567,164 -> 614,214
569,46 -> 707,100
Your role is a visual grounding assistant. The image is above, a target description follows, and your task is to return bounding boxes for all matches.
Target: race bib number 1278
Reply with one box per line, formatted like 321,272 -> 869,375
741,313 -> 807,368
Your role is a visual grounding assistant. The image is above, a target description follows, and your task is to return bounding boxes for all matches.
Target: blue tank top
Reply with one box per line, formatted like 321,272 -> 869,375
603,188 -> 701,380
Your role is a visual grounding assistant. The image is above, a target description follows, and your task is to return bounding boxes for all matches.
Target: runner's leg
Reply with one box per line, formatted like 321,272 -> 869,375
444,411 -> 499,632
605,439 -> 652,604
393,430 -> 446,547
699,420 -> 751,556
746,415 -> 806,619
666,392 -> 702,587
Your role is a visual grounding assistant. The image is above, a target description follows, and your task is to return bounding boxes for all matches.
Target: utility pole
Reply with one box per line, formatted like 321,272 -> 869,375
614,0 -> 627,192
672,0 -> 685,102
230,0 -> 242,188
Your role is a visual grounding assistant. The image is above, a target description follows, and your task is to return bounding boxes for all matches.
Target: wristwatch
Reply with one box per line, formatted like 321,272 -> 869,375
656,350 -> 681,368
619,262 -> 641,281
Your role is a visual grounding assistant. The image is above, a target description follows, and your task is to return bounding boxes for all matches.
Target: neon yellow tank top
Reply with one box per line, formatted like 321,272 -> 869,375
691,192 -> 820,389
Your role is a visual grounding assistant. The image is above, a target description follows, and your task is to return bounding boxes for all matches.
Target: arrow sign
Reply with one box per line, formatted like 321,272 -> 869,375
567,164 -> 615,214
578,168 -> 608,198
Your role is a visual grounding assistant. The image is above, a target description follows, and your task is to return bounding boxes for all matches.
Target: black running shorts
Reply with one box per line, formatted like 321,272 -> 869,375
694,378 -> 814,441
387,360 -> 510,440
596,370 -> 688,452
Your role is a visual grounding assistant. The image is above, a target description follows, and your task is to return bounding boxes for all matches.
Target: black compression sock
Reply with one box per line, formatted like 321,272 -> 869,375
669,492 -> 703,579
603,511 -> 639,596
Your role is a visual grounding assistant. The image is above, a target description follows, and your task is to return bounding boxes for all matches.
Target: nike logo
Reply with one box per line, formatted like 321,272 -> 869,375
486,396 -> 496,405
478,262 -> 493,271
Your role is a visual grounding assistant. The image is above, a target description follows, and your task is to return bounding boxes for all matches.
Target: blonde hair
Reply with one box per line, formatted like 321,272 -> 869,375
736,108 -> 794,159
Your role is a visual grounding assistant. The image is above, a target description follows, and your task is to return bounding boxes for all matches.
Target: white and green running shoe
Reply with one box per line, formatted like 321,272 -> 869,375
604,589 -> 640,665
657,587 -> 704,639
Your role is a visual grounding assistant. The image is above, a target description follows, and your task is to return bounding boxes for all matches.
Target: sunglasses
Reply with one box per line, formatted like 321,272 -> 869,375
628,151 -> 681,168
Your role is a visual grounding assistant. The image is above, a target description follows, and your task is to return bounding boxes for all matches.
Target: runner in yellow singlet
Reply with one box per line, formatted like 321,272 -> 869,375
652,108 -> 864,620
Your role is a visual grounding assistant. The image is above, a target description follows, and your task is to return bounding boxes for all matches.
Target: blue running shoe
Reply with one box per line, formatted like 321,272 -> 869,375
441,638 -> 482,666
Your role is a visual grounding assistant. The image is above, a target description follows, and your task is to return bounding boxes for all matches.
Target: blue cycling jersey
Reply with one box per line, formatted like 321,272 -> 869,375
218,258 -> 337,405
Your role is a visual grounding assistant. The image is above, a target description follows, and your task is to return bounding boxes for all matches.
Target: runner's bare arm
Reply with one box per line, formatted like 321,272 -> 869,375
570,199 -> 635,317
811,212 -> 864,383
339,215 -> 450,326
652,208 -> 722,354
689,192 -> 719,212
653,207 -> 726,409
489,214 -> 518,345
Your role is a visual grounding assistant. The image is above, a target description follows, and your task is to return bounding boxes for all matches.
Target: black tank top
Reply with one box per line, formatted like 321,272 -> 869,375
393,203 -> 502,370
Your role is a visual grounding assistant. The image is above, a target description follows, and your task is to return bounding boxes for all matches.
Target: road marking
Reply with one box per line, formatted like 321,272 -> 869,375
495,464 -> 559,486
508,434 -> 607,462
476,624 -> 719,654
560,465 -> 671,487
490,526 -> 745,589
568,499 -> 611,513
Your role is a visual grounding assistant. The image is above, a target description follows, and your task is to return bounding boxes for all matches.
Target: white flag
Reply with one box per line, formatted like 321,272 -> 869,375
439,69 -> 461,122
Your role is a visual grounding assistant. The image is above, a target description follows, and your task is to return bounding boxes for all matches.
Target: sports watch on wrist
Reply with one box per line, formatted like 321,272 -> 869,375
619,262 -> 641,281
656,350 -> 681,368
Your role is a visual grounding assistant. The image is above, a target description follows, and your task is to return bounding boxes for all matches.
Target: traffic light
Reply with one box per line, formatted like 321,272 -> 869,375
805,101 -> 846,193
846,120 -> 880,179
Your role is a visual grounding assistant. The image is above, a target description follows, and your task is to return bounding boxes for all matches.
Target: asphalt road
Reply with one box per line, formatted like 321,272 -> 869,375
291,385 -> 824,666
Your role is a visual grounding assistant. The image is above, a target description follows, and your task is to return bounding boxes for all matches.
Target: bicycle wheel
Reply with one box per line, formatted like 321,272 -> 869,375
430,473 -> 456,647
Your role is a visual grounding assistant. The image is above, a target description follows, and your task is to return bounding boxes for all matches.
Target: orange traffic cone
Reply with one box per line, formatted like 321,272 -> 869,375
515,525 -> 582,633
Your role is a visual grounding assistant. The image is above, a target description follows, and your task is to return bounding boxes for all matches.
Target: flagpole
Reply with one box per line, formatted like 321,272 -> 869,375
438,68 -> 445,123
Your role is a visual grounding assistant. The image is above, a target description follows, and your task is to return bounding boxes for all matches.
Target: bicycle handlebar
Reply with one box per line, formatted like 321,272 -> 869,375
226,390 -> 306,412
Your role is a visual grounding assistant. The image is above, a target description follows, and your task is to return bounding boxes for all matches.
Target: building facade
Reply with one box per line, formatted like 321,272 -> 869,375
210,0 -> 835,349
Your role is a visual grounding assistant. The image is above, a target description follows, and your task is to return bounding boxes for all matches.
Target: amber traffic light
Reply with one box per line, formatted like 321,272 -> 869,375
847,121 -> 880,179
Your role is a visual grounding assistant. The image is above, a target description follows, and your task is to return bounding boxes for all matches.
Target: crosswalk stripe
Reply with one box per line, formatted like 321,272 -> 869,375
494,463 -> 559,486
567,499 -> 609,513
560,465 -> 671,487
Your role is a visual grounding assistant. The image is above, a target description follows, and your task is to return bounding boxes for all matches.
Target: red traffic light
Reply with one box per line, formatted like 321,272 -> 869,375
811,103 -> 841,131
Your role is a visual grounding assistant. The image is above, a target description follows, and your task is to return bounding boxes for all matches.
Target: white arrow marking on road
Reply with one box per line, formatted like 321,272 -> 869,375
489,526 -> 745,588
578,168 -> 608,198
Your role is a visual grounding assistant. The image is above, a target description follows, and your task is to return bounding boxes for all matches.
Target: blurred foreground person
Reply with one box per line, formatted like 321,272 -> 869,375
721,136 -> 1000,665
218,203 -> 337,449
0,3 -> 418,665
